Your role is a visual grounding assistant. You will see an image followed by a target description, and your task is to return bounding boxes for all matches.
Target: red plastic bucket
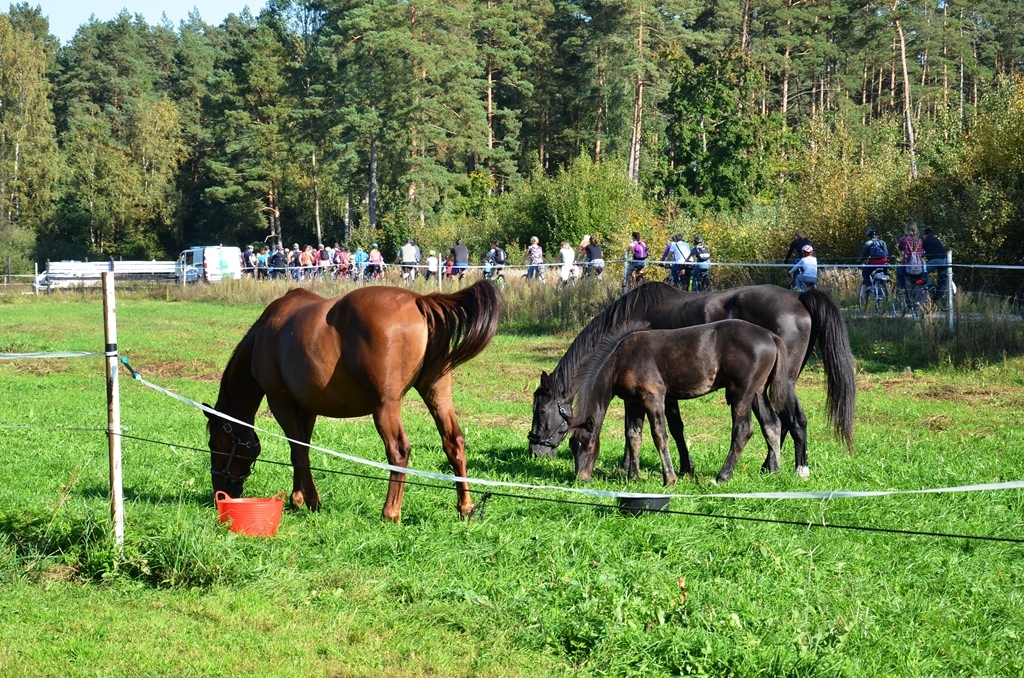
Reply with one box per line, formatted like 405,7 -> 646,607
215,491 -> 285,537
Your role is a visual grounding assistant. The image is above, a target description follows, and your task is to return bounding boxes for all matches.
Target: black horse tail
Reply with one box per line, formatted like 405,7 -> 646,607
417,279 -> 501,375
767,332 -> 797,420
799,288 -> 856,451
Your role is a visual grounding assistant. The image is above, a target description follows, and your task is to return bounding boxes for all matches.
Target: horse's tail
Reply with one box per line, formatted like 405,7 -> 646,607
767,332 -> 796,419
799,288 -> 856,451
417,279 -> 501,375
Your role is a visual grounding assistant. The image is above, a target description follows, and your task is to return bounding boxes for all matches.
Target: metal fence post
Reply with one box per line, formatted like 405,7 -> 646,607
947,250 -> 954,332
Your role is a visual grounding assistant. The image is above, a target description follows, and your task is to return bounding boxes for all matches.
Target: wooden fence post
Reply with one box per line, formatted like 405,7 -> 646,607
102,272 -> 125,549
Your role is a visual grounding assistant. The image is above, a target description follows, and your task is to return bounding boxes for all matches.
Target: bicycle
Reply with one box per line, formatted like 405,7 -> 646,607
691,269 -> 713,292
624,264 -> 647,291
896,275 -> 931,318
858,268 -> 893,315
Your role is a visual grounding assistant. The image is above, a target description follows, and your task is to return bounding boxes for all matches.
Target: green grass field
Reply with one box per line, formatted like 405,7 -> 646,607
1,288 -> 1023,677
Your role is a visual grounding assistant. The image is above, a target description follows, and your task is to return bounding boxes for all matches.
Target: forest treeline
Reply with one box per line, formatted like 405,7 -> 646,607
0,0 -> 1022,272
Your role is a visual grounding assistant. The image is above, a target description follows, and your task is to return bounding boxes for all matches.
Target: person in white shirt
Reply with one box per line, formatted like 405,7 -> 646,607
425,250 -> 439,281
400,238 -> 419,281
559,241 -> 576,282
789,244 -> 818,290
660,234 -> 691,289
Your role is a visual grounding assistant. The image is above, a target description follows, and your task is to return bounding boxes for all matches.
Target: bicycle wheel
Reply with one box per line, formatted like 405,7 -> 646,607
897,288 -> 918,318
873,283 -> 889,315
858,285 -> 869,313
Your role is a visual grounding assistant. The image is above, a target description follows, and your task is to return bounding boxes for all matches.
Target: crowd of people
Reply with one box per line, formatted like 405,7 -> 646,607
235,224 -> 951,300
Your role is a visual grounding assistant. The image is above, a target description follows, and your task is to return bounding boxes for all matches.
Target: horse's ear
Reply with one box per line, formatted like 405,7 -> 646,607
539,371 -> 549,389
585,415 -> 596,432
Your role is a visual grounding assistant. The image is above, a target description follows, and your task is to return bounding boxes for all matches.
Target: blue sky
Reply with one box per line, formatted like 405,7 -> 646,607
39,0 -> 255,44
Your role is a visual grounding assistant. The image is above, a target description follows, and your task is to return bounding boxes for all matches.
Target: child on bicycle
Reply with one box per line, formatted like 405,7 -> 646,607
788,244 -> 818,290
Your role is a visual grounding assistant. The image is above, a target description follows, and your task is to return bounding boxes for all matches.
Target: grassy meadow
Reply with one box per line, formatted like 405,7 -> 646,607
1,280 -> 1023,677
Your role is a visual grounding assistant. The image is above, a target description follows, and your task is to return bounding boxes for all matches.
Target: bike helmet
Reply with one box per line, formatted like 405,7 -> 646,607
371,243 -> 378,249
865,228 -> 877,238
694,236 -> 703,244
802,244 -> 814,254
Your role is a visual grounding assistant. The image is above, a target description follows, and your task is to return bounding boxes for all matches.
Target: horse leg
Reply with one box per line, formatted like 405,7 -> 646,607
752,392 -> 782,474
644,398 -> 677,487
418,375 -> 474,519
716,399 -> 755,483
665,399 -> 694,476
623,402 -> 646,480
372,400 -> 414,523
266,397 -> 321,510
780,396 -> 810,478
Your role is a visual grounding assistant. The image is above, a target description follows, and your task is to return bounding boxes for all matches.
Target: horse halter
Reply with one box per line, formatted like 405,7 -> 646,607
209,421 -> 260,485
527,399 -> 572,448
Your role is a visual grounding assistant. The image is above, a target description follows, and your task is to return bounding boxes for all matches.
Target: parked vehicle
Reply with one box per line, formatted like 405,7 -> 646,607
177,246 -> 243,283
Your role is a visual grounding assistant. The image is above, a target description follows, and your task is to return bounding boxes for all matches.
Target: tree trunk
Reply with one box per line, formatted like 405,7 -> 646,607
627,18 -> 645,183
312,150 -> 322,245
369,137 -> 378,229
894,14 -> 918,180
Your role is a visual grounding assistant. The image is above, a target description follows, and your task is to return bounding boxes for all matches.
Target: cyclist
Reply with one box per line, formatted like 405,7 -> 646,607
558,241 -> 577,286
525,236 -> 544,281
858,228 -> 889,291
788,244 -> 818,291
486,241 -> 507,282
366,243 -> 384,281
688,235 -> 711,291
897,221 -> 926,295
580,235 -> 604,280
922,228 -> 948,298
450,239 -> 470,280
400,238 -> 419,282
626,231 -> 648,285
783,229 -> 813,264
424,250 -> 439,282
660,234 -> 691,289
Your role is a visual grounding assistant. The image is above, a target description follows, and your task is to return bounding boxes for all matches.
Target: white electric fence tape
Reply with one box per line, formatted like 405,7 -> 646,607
1,351 -> 104,360
128,371 -> 1024,502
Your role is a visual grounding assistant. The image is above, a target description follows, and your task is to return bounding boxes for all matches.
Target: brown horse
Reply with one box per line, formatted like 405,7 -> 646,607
569,320 -> 796,484
205,280 -> 500,522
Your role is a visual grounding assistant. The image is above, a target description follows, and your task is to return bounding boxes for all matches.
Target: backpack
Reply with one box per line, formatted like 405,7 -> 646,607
494,247 -> 506,265
906,240 -> 924,275
693,244 -> 710,261
633,241 -> 648,259
867,238 -> 888,260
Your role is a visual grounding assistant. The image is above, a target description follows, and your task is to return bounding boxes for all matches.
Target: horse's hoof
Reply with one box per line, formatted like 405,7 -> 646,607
796,465 -> 810,478
715,473 -> 732,484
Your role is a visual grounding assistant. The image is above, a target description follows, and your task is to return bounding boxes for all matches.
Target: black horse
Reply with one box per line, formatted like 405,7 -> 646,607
569,320 -> 797,484
529,283 -> 856,477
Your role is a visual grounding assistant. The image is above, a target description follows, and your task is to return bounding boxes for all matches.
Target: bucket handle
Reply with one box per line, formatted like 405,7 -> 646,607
215,490 -> 230,502
272,491 -> 286,502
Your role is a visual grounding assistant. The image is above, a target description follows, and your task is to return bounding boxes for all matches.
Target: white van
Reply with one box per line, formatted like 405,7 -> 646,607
177,246 -> 243,283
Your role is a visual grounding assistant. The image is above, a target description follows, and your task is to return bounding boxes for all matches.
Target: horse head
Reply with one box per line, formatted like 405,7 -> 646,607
569,415 -> 598,481
528,371 -> 572,459
204,404 -> 261,499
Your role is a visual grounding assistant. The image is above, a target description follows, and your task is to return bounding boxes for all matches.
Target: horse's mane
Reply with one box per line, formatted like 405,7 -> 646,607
572,320 -> 650,427
416,279 -> 500,375
550,282 -> 680,397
